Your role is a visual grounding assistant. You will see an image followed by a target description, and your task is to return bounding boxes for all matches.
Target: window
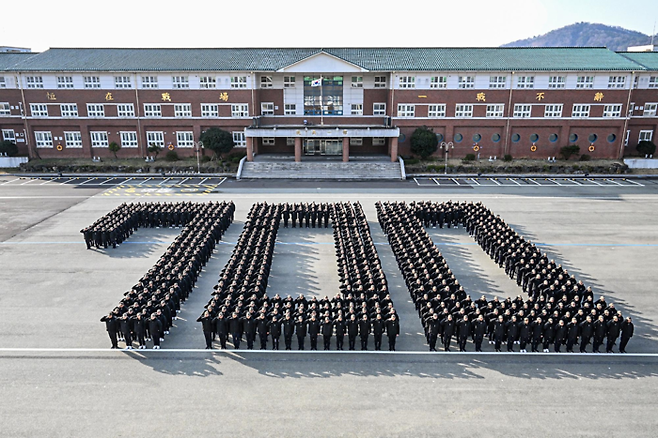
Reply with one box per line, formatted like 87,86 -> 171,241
231,76 -> 247,88
87,104 -> 105,117
399,76 -> 415,88
232,131 -> 246,147
143,104 -> 162,117
117,104 -> 135,118
572,104 -> 590,118
231,104 -> 249,117
35,131 -> 53,148
260,76 -> 273,88
30,104 -> 48,117
544,104 -> 563,118
576,76 -> 594,89
141,76 -> 158,88
513,104 -> 532,118
262,138 -> 275,146
261,102 -> 274,116
548,76 -> 566,89
284,76 -> 296,88
90,131 -> 109,147
430,76 -> 447,89
639,130 -> 653,142
287,138 -> 295,146
2,129 -> 16,142
351,76 -> 363,88
120,131 -> 138,148
517,76 -> 534,88
489,76 -> 506,89
64,131 -> 83,148
60,104 -> 78,118
26,76 -> 43,88
146,131 -> 164,147
351,104 -> 363,115
625,130 -> 630,146
174,103 -> 192,118
350,138 -> 363,146
114,76 -> 132,88
284,103 -> 296,115
0,102 -> 11,116
458,76 -> 474,89
397,104 -> 415,117
643,103 -> 657,117
374,76 -> 387,88
303,76 -> 343,115
176,131 -> 194,148
84,76 -> 101,89
373,137 -> 386,146
455,104 -> 473,118
649,77 -> 658,89
199,77 -> 216,89
608,76 -> 626,89
172,76 -> 189,89
603,104 -> 622,118
428,104 -> 446,118
486,104 -> 504,118
373,103 -> 386,116
0,77 -> 5,88
201,104 -> 219,117
57,76 -> 74,89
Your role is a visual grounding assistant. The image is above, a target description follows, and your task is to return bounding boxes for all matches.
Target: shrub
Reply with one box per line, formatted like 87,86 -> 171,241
462,153 -> 476,162
636,140 -> 656,157
0,140 -> 18,157
200,127 -> 234,159
201,155 -> 212,162
404,158 -> 419,165
579,154 -> 591,162
559,144 -> 580,160
108,141 -> 121,159
165,150 -> 179,161
410,126 -> 439,159
503,154 -> 513,162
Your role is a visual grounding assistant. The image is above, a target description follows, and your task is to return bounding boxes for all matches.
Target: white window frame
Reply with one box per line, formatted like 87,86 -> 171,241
199,76 -> 217,89
57,76 -> 74,89
172,76 -> 189,89
373,137 -> 386,146
84,76 -> 101,89
176,131 -> 194,148
231,104 -> 249,118
455,104 -> 474,118
576,76 -> 594,89
572,104 -> 591,118
260,76 -> 273,88
146,131 -> 165,148
262,137 -> 275,146
141,76 -> 158,89
90,131 -> 109,147
350,137 -> 363,146
231,76 -> 247,88
486,104 -> 504,118
548,76 -> 566,89
517,76 -> 534,89
639,130 -> 653,142
286,138 -> 295,146
603,104 -> 622,118
117,104 -> 135,118
544,104 -> 563,118
489,76 -> 506,89
2,129 -> 16,142
649,77 -> 658,89
26,76 -> 44,89
642,103 -> 657,117
284,103 -> 296,115
397,104 -> 415,118
373,103 -> 386,116
283,76 -> 296,88
120,131 -> 138,148
64,131 -> 83,148
261,102 -> 274,116
513,104 -> 532,118
0,102 -> 11,116
428,104 -> 446,118
458,76 -> 475,89
430,76 -> 447,89
351,76 -> 363,88
60,104 -> 78,118
201,104 -> 219,118
30,104 -> 48,117
374,76 -> 387,88
35,131 -> 53,148
351,104 -> 363,115
625,129 -> 630,146
399,76 -> 415,89
86,104 -> 105,118
608,76 -> 626,89
114,76 -> 132,89
143,104 -> 162,118
232,131 -> 246,147
0,77 -> 6,88
174,103 -> 192,118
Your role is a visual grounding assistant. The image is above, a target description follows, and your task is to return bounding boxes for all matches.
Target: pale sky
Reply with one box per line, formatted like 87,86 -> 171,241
4,0 -> 658,52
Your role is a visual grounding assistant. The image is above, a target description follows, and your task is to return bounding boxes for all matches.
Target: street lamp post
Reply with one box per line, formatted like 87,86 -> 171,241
194,141 -> 203,174
440,141 -> 454,175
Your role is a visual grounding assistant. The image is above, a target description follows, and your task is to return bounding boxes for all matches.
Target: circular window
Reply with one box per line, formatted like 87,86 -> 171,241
473,133 -> 482,142
549,133 -> 558,143
530,133 -> 539,142
569,133 -> 578,143
588,134 -> 598,143
511,133 -> 521,143
436,133 -> 444,143
492,133 -> 501,143
607,134 -> 617,143
454,133 -> 463,143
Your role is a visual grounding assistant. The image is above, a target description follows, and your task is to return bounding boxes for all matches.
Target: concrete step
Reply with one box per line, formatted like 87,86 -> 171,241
240,161 -> 403,180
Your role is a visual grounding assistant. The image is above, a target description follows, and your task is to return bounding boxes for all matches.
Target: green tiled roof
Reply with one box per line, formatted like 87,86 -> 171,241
618,52 -> 658,71
0,52 -> 38,70
4,47 -> 646,72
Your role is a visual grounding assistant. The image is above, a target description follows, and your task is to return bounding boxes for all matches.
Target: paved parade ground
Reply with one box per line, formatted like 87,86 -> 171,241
1,175 -> 657,436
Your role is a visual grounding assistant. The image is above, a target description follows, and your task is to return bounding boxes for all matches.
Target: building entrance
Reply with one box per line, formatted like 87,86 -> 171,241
303,138 -> 342,156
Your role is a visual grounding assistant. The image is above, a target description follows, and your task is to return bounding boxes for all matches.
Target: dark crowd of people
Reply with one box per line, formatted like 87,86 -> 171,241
97,201 -> 235,349
377,200 -> 634,354
197,202 -> 401,351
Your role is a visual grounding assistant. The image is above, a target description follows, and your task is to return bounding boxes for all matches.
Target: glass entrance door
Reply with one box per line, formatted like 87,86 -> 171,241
304,139 -> 342,156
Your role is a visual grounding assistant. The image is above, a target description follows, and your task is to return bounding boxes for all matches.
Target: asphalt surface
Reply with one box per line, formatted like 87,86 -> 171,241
0,176 -> 657,437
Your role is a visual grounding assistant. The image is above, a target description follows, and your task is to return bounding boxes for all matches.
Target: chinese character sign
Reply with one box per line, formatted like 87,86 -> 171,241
46,92 -> 56,101
476,92 -> 486,102
161,93 -> 171,102
105,92 -> 114,101
536,92 -> 545,101
594,92 -> 604,102
219,92 -> 229,102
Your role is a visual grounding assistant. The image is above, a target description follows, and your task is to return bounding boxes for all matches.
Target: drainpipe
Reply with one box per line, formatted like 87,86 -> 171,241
619,71 -> 635,160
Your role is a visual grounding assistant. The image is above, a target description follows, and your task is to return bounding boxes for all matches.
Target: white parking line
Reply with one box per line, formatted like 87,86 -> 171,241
216,177 -> 227,186
604,178 -> 623,186
433,178 -> 441,186
20,179 -> 38,185
99,177 -> 117,185
138,178 -> 152,185
587,179 -> 605,186
199,177 -> 209,185
451,178 -> 460,186
39,179 -> 53,185
468,178 -> 480,186
526,178 -> 541,186
624,179 -> 644,187
0,178 -> 21,186
507,178 -> 522,186
488,178 -> 501,186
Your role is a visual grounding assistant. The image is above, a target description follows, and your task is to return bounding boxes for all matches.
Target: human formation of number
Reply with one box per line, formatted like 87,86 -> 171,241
95,200 -> 635,353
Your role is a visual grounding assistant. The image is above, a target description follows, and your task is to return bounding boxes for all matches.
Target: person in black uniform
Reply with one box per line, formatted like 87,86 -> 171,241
606,315 -> 622,353
619,317 -> 634,353
372,314 -> 384,351
358,314 -> 371,350
579,316 -> 594,353
428,313 -> 440,352
308,315 -> 321,351
214,313 -> 228,349
269,315 -> 282,350
100,312 -> 119,349
197,310 -> 214,349
257,314 -> 269,350
229,312 -> 242,349
472,314 -> 487,352
335,315 -> 346,351
457,315 -> 471,352
149,313 -> 163,349
442,314 -> 455,352
386,314 -> 400,351
321,316 -> 333,351
347,314 -> 359,351
295,315 -> 307,350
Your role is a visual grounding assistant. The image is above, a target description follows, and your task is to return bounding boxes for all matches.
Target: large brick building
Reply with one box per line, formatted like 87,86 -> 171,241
0,47 -> 656,161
